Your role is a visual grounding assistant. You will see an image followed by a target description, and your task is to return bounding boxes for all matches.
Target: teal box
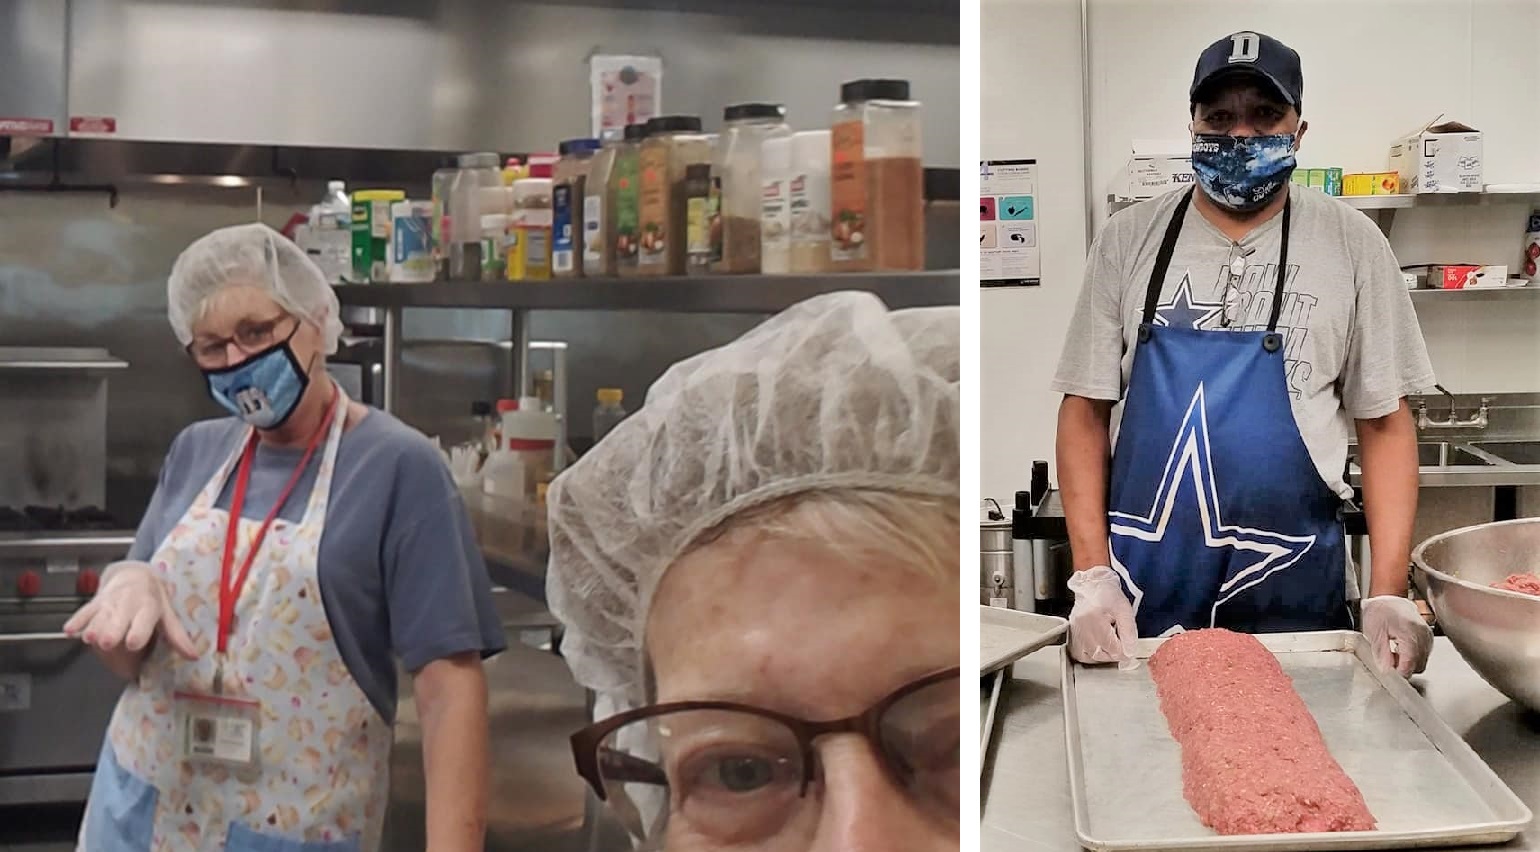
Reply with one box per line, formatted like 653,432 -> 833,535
1325,168 -> 1343,197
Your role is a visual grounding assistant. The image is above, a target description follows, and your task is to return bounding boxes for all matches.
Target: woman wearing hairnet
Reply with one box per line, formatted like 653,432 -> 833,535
64,224 -> 505,851
548,291 -> 960,851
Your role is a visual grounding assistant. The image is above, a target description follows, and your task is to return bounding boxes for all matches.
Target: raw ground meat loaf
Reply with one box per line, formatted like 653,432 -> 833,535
1491,573 -> 1540,597
1148,629 -> 1376,835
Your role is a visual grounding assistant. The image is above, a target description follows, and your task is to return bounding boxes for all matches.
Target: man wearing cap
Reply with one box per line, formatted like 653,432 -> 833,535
1053,31 -> 1436,677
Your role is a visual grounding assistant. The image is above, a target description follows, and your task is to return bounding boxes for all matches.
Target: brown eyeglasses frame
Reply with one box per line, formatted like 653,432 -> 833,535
570,666 -> 961,802
185,312 -> 299,368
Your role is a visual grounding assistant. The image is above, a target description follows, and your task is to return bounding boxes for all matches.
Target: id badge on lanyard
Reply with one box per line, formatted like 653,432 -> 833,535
174,391 -> 338,769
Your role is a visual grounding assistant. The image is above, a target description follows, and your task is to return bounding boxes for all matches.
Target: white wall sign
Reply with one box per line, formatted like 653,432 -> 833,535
590,55 -> 663,141
980,159 -> 1041,287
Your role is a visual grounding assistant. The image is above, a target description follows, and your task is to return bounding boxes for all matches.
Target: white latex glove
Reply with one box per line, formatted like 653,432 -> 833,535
1362,595 -> 1432,678
63,562 -> 198,660
1067,566 -> 1139,667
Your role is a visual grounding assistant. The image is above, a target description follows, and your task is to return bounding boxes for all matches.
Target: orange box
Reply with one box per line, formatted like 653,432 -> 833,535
1371,172 -> 1400,195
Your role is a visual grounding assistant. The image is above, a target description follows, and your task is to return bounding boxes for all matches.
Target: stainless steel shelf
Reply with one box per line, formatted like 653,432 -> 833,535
332,272 -> 960,314
1411,287 -> 1540,303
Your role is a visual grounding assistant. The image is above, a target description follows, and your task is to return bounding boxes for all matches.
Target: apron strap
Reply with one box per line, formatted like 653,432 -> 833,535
1141,188 -> 1196,327
1265,194 -> 1292,332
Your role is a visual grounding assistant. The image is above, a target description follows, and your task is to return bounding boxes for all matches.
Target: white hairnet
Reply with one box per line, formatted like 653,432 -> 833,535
167,223 -> 343,355
546,290 -> 960,703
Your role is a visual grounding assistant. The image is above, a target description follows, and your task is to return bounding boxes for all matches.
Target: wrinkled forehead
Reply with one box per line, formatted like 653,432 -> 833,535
1192,74 -> 1290,114
191,283 -> 286,336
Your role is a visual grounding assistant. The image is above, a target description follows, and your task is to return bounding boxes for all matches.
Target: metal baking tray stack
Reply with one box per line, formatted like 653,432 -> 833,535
980,606 -> 1067,771
1063,631 -> 1532,851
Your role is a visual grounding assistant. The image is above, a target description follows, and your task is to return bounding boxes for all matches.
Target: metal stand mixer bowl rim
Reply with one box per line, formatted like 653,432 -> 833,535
1412,517 -> 1540,714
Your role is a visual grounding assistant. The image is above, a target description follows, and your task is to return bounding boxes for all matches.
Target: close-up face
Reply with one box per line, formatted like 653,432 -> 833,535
634,506 -> 960,851
186,284 -> 322,372
1191,78 -> 1304,141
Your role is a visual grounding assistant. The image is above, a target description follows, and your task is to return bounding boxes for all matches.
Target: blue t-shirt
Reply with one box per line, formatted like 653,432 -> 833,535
128,408 -> 507,724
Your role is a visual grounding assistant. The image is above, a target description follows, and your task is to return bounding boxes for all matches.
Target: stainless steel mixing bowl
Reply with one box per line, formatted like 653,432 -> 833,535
1412,517 -> 1540,713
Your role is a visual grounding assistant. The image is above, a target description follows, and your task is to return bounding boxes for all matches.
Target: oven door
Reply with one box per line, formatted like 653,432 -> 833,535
0,609 -> 121,804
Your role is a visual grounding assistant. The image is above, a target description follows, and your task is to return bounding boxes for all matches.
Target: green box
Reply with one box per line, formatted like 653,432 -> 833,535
1325,168 -> 1343,196
1307,168 -> 1328,189
1291,170 -> 1310,186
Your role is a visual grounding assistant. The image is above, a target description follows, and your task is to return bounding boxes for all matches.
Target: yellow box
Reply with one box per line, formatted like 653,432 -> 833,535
1343,173 -> 1375,196
1371,172 -> 1401,195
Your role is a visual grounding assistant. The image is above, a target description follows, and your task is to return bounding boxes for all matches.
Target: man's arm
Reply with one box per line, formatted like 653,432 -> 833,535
415,652 -> 490,852
1058,395 -> 1114,570
1355,401 -> 1419,597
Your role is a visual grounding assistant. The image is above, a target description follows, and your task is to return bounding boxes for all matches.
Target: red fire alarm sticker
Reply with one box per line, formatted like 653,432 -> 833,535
0,118 -> 56,135
69,116 -> 117,134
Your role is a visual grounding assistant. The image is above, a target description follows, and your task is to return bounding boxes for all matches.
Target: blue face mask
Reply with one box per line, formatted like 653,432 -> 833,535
203,340 -> 311,430
1191,133 -> 1297,212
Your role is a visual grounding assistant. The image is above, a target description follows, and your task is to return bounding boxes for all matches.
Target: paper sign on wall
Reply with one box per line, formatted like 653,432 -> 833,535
980,159 -> 1041,287
590,55 -> 662,142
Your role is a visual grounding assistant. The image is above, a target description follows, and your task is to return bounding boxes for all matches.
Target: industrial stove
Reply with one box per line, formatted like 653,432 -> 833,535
0,347 -> 134,805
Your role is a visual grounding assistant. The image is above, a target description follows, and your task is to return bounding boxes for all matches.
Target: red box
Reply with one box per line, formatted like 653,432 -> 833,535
1434,265 -> 1482,289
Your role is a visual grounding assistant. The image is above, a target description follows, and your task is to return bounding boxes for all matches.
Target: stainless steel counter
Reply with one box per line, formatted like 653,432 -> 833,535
981,638 -> 1540,851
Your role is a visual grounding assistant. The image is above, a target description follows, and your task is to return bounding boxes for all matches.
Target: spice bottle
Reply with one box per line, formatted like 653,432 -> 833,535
507,163 -> 554,281
584,135 -> 622,278
637,115 -> 711,277
684,164 -> 716,275
790,130 -> 834,273
830,79 -> 924,272
430,156 -> 458,281
760,137 -> 793,275
450,153 -> 504,281
713,103 -> 792,274
553,138 -> 600,278
612,123 -> 648,278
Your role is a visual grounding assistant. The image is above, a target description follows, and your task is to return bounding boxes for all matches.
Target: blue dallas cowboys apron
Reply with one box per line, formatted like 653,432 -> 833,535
1108,187 -> 1350,637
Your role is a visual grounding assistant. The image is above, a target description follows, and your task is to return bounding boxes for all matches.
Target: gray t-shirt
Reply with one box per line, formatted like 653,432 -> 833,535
128,408 -> 507,723
1052,184 -> 1435,498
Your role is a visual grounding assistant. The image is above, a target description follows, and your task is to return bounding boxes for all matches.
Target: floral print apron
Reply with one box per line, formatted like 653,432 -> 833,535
79,393 -> 391,851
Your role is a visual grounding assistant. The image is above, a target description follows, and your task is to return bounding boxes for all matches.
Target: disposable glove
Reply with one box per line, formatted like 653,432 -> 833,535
1067,566 -> 1139,668
1362,595 -> 1432,677
64,561 -> 198,660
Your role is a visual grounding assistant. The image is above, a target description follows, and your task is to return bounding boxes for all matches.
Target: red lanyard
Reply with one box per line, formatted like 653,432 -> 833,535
217,392 -> 340,655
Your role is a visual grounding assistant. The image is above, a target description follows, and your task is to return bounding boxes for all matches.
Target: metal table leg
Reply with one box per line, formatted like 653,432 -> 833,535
382,305 -> 402,414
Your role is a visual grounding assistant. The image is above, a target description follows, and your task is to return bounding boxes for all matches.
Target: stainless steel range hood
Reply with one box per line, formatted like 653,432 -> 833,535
0,0 -> 67,138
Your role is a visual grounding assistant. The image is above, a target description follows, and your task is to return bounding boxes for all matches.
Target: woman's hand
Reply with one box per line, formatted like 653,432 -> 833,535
64,561 -> 199,680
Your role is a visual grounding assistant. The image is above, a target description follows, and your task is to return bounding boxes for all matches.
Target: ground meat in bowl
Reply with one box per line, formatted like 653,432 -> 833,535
1148,629 -> 1377,835
1491,573 -> 1540,597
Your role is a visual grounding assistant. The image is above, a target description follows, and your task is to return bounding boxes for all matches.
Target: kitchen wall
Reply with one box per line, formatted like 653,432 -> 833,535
982,0 -> 1540,501
979,0 -> 1087,502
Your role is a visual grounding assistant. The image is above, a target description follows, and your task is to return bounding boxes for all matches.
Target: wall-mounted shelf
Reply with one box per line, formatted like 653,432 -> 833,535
1343,187 -> 1540,235
1410,286 -> 1540,303
333,271 -> 960,315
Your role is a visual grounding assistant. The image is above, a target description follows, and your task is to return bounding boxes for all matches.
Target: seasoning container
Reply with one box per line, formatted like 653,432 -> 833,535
713,103 -> 792,274
350,189 -> 405,283
760,137 -> 793,275
388,199 -> 435,283
507,163 -> 554,281
790,130 -> 834,273
638,116 -> 711,277
684,163 -> 716,275
831,79 -> 925,272
480,213 -> 510,280
430,157 -> 458,281
553,138 -> 601,279
450,153 -> 504,281
612,123 -> 648,278
583,136 -> 622,278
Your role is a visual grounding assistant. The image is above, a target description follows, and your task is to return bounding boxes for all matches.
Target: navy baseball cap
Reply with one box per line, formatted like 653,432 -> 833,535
1190,31 -> 1303,112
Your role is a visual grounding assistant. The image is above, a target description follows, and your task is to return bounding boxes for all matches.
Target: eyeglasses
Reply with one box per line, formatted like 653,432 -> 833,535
571,667 -> 960,850
186,313 -> 297,369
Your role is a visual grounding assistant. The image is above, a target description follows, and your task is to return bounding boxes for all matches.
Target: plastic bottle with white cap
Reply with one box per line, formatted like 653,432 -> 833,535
760,136 -> 794,275
789,130 -> 833,273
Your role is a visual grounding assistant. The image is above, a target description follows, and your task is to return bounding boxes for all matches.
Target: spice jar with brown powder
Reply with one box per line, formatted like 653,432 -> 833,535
830,79 -> 924,272
713,103 -> 792,274
637,116 -> 711,277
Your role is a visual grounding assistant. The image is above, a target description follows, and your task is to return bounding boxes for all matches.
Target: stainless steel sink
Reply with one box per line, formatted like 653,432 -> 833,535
1471,441 -> 1540,466
1418,441 -> 1496,467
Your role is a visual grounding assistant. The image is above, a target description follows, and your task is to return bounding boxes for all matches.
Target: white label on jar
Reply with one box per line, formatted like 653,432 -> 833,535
789,170 -> 831,248
583,196 -> 605,267
370,200 -> 392,239
761,177 -> 791,270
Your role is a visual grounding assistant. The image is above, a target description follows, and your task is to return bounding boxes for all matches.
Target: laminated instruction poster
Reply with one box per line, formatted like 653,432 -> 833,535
980,159 -> 1041,287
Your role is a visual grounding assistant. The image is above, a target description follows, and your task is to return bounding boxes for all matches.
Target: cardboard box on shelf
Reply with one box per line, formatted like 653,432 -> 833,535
1325,168 -> 1343,196
1388,119 -> 1483,193
1417,264 -> 1507,289
1343,173 -> 1374,196
1307,168 -> 1327,190
1371,172 -> 1401,195
1115,141 -> 1193,202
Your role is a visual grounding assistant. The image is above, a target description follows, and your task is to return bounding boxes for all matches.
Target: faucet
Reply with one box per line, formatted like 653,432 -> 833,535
1416,384 -> 1492,430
